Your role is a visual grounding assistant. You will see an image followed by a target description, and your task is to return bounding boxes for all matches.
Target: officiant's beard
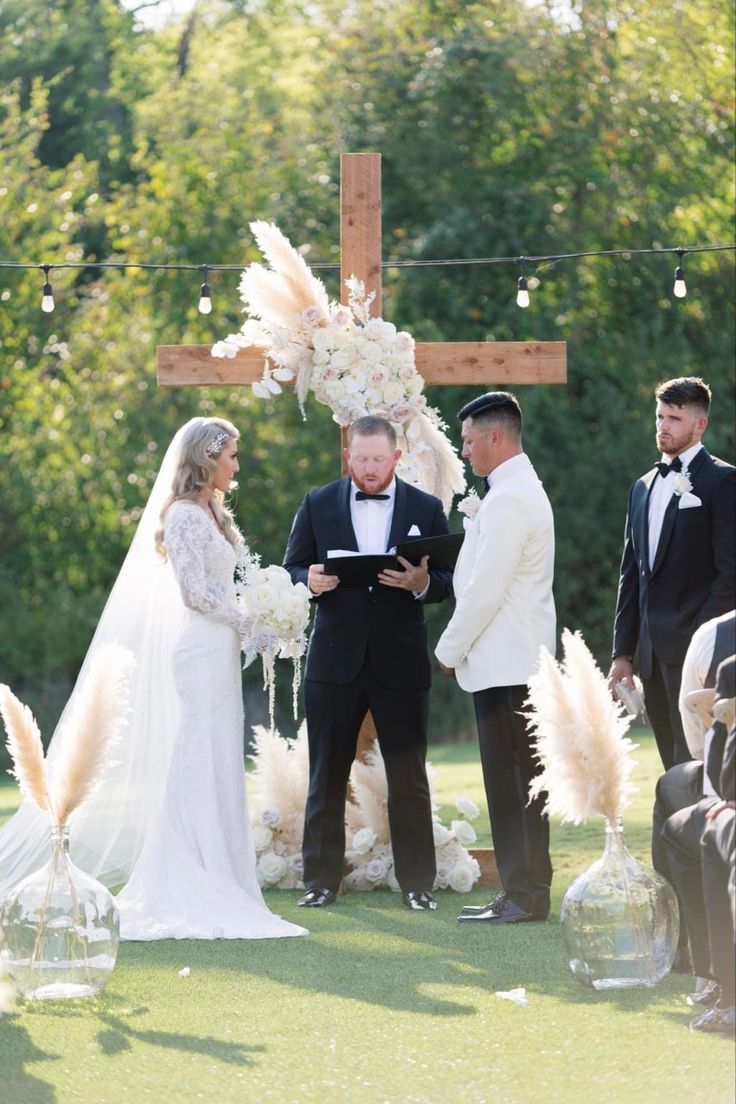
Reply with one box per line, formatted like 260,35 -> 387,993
349,469 -> 395,495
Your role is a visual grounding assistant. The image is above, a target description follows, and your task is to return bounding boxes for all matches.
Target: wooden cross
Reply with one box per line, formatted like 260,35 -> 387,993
157,152 -> 567,888
158,152 -> 566,392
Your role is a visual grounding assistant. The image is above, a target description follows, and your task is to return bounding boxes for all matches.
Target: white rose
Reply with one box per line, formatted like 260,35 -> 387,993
352,827 -> 378,854
434,862 -> 451,889
249,583 -> 279,615
365,857 -> 388,883
256,852 -> 287,886
432,822 -> 452,847
456,796 -> 481,820
260,806 -> 281,829
382,381 -> 404,405
448,860 -> 478,893
365,317 -> 397,340
263,564 -> 291,586
451,819 -> 477,846
390,403 -> 413,424
302,305 -> 326,326
252,824 -> 273,852
394,331 -> 414,353
330,306 -> 353,327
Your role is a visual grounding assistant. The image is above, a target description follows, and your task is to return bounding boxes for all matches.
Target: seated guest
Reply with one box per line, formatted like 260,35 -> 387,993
660,655 -> 735,1032
690,656 -> 735,1035
651,611 -> 735,971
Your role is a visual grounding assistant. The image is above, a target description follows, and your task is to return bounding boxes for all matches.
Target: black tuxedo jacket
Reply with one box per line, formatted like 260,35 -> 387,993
613,448 -> 736,677
283,477 -> 454,689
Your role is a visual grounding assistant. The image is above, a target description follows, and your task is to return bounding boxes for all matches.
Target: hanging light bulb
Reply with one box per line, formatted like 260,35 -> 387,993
197,265 -> 212,314
40,264 -> 55,313
673,248 -> 687,299
516,258 -> 530,308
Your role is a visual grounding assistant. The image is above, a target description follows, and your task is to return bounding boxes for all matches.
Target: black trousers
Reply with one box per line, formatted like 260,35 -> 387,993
661,796 -> 718,978
473,684 -> 552,917
651,760 -> 703,949
702,808 -> 735,1006
303,665 -> 436,895
643,655 -> 689,769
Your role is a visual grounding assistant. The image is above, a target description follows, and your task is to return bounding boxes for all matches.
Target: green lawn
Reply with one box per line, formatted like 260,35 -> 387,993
0,731 -> 733,1104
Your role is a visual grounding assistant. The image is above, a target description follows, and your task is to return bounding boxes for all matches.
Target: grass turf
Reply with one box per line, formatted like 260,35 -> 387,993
0,730 -> 734,1104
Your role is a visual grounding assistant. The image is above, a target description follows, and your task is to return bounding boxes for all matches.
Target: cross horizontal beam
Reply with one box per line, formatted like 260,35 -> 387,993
156,341 -> 567,387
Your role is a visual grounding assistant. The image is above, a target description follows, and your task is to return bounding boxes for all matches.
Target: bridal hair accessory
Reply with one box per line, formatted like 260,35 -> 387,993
211,221 -> 465,513
205,429 -> 230,457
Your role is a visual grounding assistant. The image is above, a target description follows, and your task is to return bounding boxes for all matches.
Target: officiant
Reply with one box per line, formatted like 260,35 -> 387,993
283,415 -> 454,910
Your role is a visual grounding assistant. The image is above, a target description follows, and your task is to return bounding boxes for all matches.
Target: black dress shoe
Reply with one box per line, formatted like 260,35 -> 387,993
297,887 -> 336,908
686,979 -> 720,1008
402,890 -> 438,911
457,894 -> 542,924
689,1004 -> 736,1036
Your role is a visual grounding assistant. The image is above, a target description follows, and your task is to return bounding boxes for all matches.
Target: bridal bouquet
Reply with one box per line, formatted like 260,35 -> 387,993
211,221 -> 465,513
235,552 -> 311,726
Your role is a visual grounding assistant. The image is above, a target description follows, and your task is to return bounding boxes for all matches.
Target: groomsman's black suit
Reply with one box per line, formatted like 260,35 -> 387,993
283,476 -> 454,895
613,447 -> 735,767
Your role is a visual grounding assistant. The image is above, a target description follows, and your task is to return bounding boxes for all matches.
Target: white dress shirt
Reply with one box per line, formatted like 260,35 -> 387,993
647,442 -> 702,568
350,478 -> 395,554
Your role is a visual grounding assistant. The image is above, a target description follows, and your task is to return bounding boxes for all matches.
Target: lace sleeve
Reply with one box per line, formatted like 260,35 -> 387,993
164,503 -> 248,635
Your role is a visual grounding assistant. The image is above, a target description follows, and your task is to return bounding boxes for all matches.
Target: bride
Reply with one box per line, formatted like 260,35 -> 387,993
0,417 -> 306,941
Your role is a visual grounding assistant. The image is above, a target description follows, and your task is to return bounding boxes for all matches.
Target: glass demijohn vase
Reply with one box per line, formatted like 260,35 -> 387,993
0,826 -> 119,1000
560,816 -> 679,990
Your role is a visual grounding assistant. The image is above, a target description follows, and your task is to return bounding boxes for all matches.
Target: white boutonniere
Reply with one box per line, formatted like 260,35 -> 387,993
457,490 -> 482,521
672,469 -> 692,497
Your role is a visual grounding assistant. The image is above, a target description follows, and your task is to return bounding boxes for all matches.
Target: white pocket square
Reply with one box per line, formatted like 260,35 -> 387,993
678,492 -> 702,510
407,524 -> 421,537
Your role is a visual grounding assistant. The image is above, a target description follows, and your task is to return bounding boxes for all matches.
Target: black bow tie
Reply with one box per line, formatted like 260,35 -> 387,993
355,491 -> 390,501
655,457 -> 683,479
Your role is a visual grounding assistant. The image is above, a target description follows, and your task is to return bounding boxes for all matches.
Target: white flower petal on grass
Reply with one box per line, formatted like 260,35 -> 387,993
496,987 -> 528,1006
178,967 -> 191,978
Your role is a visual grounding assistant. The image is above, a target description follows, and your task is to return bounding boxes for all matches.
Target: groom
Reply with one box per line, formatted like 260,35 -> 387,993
436,392 -> 556,924
283,415 -> 454,910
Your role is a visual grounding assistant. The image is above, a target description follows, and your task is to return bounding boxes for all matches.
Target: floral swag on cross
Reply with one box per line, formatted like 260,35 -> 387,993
212,221 -> 465,513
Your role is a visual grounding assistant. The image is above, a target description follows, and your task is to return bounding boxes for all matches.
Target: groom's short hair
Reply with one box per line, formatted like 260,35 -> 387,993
655,376 -> 711,416
458,391 -> 522,438
347,415 -> 397,448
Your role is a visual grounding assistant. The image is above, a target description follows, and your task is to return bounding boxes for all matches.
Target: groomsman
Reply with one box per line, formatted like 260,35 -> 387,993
608,377 -> 735,769
436,392 -> 556,924
283,415 -> 454,910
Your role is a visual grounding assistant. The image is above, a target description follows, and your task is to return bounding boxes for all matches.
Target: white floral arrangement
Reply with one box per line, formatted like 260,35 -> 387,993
344,748 -> 480,893
248,724 -> 481,894
672,469 -> 692,497
235,552 -> 311,725
212,221 -> 465,513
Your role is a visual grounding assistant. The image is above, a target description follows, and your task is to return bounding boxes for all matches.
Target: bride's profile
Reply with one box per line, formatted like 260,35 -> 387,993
0,416 -> 306,940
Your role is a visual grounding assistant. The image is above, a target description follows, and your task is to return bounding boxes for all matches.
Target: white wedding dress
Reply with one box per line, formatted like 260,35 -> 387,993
0,419 -> 305,941
116,501 -> 306,940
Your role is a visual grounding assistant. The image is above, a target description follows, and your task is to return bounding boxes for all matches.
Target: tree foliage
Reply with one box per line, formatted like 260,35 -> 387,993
1,0 -> 733,755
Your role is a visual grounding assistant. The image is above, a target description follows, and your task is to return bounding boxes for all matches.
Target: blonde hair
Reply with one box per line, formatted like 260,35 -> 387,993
155,417 -> 241,558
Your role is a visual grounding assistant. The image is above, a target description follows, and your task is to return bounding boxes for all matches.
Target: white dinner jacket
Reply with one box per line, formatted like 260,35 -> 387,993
435,453 -> 556,692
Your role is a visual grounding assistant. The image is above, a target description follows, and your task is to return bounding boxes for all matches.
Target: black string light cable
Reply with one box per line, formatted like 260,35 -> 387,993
2,242 -> 733,313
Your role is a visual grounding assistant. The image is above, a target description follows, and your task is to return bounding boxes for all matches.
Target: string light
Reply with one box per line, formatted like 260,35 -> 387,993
673,248 -> 687,299
0,242 -> 730,314
197,264 -> 212,314
40,264 -> 54,313
516,258 -> 530,308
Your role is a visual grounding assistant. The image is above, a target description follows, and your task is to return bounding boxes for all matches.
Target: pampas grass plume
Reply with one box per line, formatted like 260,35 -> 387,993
241,221 -> 330,328
527,629 -> 638,824
0,685 -> 52,815
50,643 -> 135,828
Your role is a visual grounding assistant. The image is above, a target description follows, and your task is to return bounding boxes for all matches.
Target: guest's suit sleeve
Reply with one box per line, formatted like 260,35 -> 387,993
697,467 -> 736,629
612,484 -> 641,659
283,494 -> 317,593
422,497 -> 455,606
435,493 -> 525,668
